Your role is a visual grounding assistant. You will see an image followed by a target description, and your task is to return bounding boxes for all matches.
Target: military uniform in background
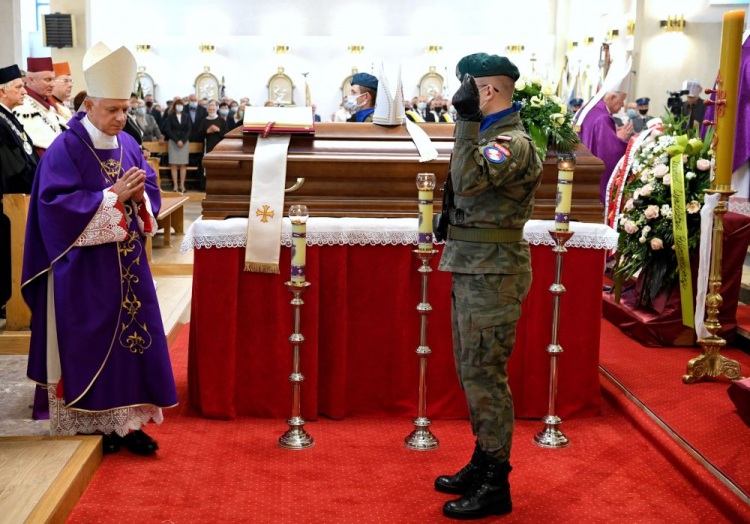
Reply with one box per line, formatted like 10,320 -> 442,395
435,53 -> 542,520
631,97 -> 652,133
346,72 -> 378,123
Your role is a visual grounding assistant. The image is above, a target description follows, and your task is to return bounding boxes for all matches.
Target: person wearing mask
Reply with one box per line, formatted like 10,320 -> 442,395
187,93 -> 208,141
434,53 -> 542,519
145,93 -> 162,127
129,93 -> 138,115
346,73 -> 378,123
414,96 -> 429,121
228,103 -> 245,130
51,62 -> 73,121
681,79 -> 706,132
631,97 -> 651,133
569,97 -> 584,114
425,98 -> 444,122
197,101 -> 227,190
134,99 -> 162,142
228,100 -> 239,121
334,97 -> 352,122
163,100 -> 191,193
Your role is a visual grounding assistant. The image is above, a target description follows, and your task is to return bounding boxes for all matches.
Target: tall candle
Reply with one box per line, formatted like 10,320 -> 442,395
554,154 -> 576,232
712,10 -> 745,190
289,205 -> 309,284
416,173 -> 437,251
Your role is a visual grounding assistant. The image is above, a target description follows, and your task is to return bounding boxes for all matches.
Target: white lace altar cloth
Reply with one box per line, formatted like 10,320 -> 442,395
182,217 -> 618,252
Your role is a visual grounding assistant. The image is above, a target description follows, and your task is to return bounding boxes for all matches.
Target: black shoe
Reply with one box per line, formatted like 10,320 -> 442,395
435,442 -> 483,494
443,452 -> 512,520
122,429 -> 159,455
102,433 -> 122,455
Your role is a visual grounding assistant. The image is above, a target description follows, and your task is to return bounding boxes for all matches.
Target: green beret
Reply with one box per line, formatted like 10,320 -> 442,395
456,53 -> 520,82
351,72 -> 378,90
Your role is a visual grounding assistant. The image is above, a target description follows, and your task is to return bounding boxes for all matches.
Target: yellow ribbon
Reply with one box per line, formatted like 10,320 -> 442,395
668,149 -> 694,328
666,135 -> 704,158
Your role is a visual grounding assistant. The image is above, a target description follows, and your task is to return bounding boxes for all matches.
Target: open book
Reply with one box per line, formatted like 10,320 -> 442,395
243,106 -> 316,134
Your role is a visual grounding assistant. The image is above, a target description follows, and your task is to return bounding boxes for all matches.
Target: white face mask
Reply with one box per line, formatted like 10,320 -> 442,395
347,93 -> 365,111
175,105 -> 183,113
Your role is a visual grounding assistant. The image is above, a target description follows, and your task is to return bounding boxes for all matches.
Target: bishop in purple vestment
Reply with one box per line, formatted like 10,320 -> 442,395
22,42 -> 176,455
577,98 -> 630,203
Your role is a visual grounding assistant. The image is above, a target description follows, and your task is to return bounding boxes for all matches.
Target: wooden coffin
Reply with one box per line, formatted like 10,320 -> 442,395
202,123 -> 605,222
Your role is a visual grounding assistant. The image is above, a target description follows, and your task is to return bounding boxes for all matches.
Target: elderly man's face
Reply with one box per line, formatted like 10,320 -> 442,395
687,95 -> 699,105
0,78 -> 27,108
28,71 -> 56,97
54,75 -> 73,99
188,94 -> 197,103
207,103 -> 217,116
85,98 -> 130,136
605,92 -> 626,114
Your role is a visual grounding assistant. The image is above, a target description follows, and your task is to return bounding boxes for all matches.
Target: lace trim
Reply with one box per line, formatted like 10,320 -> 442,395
728,200 -> 750,217
75,189 -> 129,246
183,230 -> 618,251
48,383 -> 164,437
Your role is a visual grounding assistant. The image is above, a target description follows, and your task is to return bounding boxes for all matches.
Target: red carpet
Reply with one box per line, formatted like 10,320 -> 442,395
736,303 -> 750,333
599,318 -> 750,501
67,326 -> 750,523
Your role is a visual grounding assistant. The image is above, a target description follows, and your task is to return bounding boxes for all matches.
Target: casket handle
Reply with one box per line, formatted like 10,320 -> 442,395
285,178 -> 305,193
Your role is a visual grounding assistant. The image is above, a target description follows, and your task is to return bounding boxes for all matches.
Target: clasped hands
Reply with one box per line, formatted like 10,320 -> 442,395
112,167 -> 146,204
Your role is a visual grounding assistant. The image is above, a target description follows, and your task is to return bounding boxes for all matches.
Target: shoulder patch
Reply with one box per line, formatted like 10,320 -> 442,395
494,144 -> 511,157
483,145 -> 506,164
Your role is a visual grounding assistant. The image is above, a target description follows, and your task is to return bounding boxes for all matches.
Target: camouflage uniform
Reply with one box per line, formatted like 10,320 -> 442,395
438,108 -> 543,461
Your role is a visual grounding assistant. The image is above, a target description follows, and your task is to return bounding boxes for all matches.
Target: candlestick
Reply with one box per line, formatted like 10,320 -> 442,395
289,205 -> 309,285
416,173 -> 436,252
684,10 -> 744,384
554,153 -> 576,232
711,10 -> 744,190
279,280 -> 314,449
534,230 -> 574,449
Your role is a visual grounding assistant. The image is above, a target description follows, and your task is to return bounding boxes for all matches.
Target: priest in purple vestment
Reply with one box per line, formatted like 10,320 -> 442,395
575,57 -> 634,203
22,42 -> 177,455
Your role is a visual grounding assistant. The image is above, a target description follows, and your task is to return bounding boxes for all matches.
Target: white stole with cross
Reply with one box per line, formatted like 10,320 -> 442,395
244,135 -> 291,273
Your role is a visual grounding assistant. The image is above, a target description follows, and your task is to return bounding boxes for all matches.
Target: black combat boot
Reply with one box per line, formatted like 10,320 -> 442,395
442,452 -> 512,520
435,441 -> 483,494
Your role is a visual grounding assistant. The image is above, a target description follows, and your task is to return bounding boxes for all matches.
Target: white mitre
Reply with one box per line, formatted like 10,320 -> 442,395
373,63 -> 406,126
83,42 -> 137,99
575,55 -> 633,130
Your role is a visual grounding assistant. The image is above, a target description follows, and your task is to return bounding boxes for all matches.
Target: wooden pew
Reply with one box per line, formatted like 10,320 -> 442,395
144,157 -> 190,262
2,194 -> 31,331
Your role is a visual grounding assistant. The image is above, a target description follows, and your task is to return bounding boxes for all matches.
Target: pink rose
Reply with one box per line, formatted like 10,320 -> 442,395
624,221 -> 638,234
650,238 -> 664,250
624,198 -> 634,211
640,184 -> 654,197
644,205 -> 659,219
696,159 -> 711,171
663,174 -> 671,185
653,164 -> 668,178
687,200 -> 701,214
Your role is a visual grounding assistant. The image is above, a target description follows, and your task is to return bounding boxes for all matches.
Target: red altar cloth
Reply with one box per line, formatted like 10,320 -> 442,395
188,243 -> 604,421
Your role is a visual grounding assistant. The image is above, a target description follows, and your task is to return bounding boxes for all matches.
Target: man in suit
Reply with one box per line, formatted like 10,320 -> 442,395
312,104 -> 322,122
187,93 -> 208,141
145,94 -> 161,128
681,79 -> 705,132
631,97 -> 651,133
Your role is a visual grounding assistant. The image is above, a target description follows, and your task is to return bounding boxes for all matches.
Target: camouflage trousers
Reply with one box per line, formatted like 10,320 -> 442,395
451,272 -> 532,461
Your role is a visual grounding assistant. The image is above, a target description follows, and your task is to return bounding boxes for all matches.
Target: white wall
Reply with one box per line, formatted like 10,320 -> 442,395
82,0 -> 557,120
0,0 -> 23,67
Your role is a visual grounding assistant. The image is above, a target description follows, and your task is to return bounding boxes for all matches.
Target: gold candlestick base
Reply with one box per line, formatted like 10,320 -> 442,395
683,189 -> 742,384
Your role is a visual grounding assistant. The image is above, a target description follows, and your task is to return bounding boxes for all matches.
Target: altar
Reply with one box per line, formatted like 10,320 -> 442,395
183,218 -> 616,421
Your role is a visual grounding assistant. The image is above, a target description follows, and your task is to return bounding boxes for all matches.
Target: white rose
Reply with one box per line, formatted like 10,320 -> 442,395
640,172 -> 649,183
633,188 -> 641,200
640,184 -> 653,197
687,201 -> 701,214
644,205 -> 660,220
643,226 -> 651,233
661,204 -> 672,218
541,83 -> 555,97
624,221 -> 639,234
639,236 -> 647,244
515,79 -> 527,91
624,198 -> 634,211
696,159 -> 711,171
663,174 -> 671,185
552,95 -> 562,105
550,113 -> 565,127
650,238 -> 664,250
559,104 -> 568,115
653,164 -> 668,178
530,95 -> 543,107
530,74 -> 542,86
685,171 -> 696,180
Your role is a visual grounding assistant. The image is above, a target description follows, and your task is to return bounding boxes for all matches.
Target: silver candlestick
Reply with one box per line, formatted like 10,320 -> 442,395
533,229 -> 574,449
279,280 -> 314,450
405,248 -> 440,451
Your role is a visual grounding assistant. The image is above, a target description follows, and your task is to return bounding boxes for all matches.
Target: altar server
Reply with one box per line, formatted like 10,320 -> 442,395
23,43 -> 177,455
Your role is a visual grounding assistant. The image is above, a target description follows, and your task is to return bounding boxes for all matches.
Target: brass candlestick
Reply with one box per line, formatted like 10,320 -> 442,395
534,229 -> 574,449
279,280 -> 314,449
683,189 -> 742,383
405,248 -> 440,451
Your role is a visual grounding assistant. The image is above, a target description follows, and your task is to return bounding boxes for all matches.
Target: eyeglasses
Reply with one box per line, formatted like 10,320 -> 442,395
57,79 -> 74,85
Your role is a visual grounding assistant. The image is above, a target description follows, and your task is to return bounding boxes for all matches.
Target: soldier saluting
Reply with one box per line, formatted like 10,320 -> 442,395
435,53 -> 542,519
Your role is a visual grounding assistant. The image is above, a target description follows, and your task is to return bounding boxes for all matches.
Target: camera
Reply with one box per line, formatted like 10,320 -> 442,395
666,89 -> 689,118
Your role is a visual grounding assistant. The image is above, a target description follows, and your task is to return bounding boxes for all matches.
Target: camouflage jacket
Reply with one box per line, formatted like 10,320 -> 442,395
438,110 -> 543,275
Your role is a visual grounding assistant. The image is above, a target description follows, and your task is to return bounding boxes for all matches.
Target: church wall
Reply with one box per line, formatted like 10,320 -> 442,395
49,0 -> 90,97
1,0 -> 26,68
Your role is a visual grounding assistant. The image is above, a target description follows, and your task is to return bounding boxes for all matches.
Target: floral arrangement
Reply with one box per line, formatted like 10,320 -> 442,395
511,75 -> 579,160
613,114 -> 714,305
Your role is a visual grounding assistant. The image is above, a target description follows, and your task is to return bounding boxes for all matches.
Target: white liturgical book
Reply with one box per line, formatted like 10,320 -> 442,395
243,106 -> 315,133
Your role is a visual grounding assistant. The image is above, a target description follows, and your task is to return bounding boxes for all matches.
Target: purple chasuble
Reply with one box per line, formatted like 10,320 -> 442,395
23,112 -> 177,412
577,100 -> 628,203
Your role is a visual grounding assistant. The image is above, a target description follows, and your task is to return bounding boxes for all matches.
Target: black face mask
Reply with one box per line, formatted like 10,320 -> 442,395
638,108 -> 648,115
145,101 -> 153,108
433,106 -> 442,114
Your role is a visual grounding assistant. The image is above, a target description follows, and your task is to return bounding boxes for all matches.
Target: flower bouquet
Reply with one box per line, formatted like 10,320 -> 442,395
511,75 -> 579,160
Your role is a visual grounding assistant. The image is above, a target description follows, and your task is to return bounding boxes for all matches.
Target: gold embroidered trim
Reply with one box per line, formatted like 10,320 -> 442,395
244,261 -> 280,274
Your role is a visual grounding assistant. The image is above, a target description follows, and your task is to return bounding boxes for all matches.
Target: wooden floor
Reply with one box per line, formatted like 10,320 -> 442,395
0,436 -> 101,524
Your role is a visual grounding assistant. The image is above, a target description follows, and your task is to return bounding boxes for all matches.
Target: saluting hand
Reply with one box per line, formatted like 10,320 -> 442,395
112,167 -> 146,204
452,75 -> 483,122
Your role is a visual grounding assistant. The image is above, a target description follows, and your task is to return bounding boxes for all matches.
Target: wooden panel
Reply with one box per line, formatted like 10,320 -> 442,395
0,436 -> 101,524
202,123 -> 605,222
0,331 -> 31,355
2,194 -> 31,331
